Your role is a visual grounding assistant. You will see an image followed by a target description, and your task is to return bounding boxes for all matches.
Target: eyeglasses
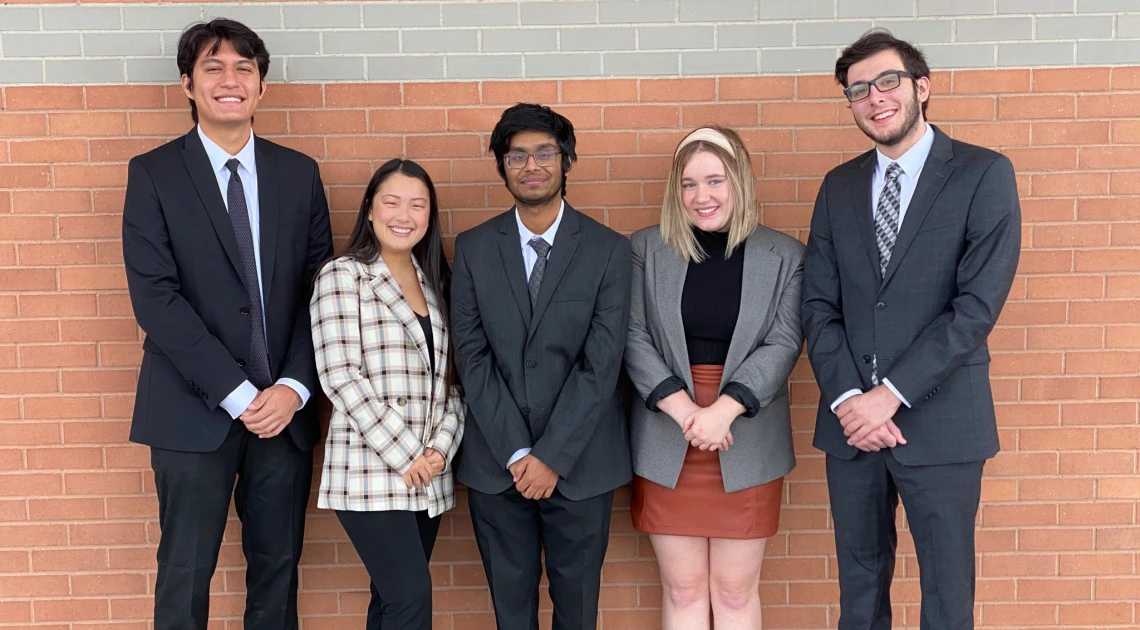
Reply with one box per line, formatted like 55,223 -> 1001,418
843,71 -> 915,103
503,150 -> 560,170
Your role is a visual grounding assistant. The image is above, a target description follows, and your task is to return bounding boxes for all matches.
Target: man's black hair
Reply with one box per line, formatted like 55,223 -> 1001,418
489,103 -> 577,196
177,18 -> 270,123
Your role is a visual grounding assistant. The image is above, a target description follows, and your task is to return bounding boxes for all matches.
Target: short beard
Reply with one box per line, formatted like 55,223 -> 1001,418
856,85 -> 923,148
509,175 -> 564,210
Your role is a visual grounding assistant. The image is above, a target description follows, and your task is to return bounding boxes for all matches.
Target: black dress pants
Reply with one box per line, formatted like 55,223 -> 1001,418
827,449 -> 986,630
150,420 -> 312,630
468,486 -> 614,630
335,509 -> 441,630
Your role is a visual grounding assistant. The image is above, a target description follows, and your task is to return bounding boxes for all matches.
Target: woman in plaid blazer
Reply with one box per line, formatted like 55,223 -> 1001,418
311,159 -> 464,630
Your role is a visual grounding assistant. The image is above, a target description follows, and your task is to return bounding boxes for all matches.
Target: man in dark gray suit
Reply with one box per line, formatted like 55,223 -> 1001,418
802,32 -> 1021,630
450,103 -> 632,630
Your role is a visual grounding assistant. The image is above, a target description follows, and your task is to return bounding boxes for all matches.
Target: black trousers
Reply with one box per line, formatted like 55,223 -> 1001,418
335,509 -> 441,630
468,486 -> 614,630
150,420 -> 311,630
827,449 -> 986,630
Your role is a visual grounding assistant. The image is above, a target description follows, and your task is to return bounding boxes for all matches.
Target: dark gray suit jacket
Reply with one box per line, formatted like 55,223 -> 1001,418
625,225 -> 804,493
802,125 -> 1021,465
450,204 -> 633,501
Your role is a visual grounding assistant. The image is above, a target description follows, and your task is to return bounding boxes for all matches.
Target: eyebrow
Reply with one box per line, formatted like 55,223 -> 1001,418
508,143 -> 557,151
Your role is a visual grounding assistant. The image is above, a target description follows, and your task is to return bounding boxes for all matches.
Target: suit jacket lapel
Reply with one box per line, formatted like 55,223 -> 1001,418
654,239 -> 693,392
851,149 -> 881,274
881,127 -> 955,288
721,232 -> 780,389
181,130 -> 244,281
255,137 -> 279,303
527,207 -> 580,345
497,212 -> 533,328
424,272 -> 447,405
366,258 -> 432,373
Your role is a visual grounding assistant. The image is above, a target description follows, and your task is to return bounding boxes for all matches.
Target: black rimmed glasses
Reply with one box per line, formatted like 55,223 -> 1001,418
843,71 -> 915,103
504,150 -> 560,169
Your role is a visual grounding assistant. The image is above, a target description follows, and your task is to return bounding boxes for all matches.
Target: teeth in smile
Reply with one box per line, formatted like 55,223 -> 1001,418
697,208 -> 717,216
391,227 -> 412,235
218,97 -> 241,103
873,111 -> 894,121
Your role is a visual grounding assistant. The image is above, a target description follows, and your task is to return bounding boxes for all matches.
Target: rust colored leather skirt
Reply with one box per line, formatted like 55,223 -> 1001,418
631,364 -> 784,540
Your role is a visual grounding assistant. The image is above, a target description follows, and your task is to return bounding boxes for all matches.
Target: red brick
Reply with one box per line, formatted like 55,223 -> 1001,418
761,102 -> 838,126
323,84 -> 401,107
481,81 -> 557,105
1078,93 -> 1140,118
562,79 -> 638,104
604,105 -> 679,129
6,87 -> 84,110
999,95 -> 1075,120
404,83 -> 480,106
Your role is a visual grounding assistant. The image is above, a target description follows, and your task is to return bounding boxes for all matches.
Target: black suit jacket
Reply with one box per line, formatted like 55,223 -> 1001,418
450,205 -> 633,501
802,125 -> 1021,465
122,129 -> 333,453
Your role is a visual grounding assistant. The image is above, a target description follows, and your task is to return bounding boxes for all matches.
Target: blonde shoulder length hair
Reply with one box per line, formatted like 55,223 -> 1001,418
659,126 -> 758,263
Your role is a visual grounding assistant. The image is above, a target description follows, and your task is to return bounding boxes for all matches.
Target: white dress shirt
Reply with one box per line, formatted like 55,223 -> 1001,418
506,200 -> 564,469
197,126 -> 310,419
831,123 -> 935,415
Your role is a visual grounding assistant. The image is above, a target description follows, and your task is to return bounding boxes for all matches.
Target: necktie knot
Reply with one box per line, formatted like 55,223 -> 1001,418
529,237 -> 550,258
225,158 -> 241,176
885,161 -> 902,182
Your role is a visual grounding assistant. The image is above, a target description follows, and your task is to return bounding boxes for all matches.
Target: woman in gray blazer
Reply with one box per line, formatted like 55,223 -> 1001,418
625,126 -> 804,629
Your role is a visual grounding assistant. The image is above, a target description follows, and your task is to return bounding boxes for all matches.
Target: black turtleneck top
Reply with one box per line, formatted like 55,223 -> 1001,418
646,229 -> 759,417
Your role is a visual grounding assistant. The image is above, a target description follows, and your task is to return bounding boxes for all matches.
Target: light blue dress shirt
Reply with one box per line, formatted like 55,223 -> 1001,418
506,200 -> 564,469
831,123 -> 935,414
196,126 -> 310,419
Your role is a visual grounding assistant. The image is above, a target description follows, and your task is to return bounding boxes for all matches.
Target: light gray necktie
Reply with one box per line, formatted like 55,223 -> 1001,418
527,237 -> 550,306
875,162 -> 903,277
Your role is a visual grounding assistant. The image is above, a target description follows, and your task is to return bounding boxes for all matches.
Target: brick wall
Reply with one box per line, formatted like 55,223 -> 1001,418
1,67 -> 1139,628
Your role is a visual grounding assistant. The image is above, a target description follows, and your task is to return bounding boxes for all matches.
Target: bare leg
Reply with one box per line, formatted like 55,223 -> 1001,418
649,534 -> 712,630
708,537 -> 767,630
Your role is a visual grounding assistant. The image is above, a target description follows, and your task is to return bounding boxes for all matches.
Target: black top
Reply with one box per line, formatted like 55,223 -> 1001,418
415,312 -> 435,375
646,229 -> 759,417
682,229 -> 744,365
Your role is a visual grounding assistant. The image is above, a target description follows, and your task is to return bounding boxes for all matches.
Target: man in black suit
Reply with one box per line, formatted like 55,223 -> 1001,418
802,31 -> 1021,630
121,19 -> 332,630
450,103 -> 632,630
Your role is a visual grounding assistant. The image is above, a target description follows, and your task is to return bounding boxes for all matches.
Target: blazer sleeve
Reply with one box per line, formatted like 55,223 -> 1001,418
277,163 -> 333,395
724,248 -> 805,411
122,157 -> 248,409
449,235 -> 535,467
429,384 -> 466,465
802,174 -> 868,408
624,230 -> 685,402
883,155 -> 1022,403
531,236 -> 632,478
310,261 -> 424,475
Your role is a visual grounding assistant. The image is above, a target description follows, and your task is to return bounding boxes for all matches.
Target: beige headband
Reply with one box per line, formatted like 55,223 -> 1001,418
674,127 -> 736,158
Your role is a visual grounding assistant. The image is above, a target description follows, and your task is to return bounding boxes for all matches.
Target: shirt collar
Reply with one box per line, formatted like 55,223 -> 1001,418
875,122 -> 933,179
197,125 -> 257,178
516,199 -> 565,249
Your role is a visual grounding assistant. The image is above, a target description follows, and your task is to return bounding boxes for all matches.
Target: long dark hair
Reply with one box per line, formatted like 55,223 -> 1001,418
336,158 -> 459,395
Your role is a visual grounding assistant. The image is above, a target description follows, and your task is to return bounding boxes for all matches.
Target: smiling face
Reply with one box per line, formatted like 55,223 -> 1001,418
370,172 -> 431,256
504,130 -> 564,208
846,49 -> 928,153
680,150 -> 735,232
181,38 -> 264,129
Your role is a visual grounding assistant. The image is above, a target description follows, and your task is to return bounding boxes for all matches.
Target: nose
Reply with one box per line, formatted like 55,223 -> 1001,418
522,154 -> 542,172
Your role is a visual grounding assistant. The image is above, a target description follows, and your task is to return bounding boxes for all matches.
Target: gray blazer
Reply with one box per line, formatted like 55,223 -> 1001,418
625,225 -> 804,493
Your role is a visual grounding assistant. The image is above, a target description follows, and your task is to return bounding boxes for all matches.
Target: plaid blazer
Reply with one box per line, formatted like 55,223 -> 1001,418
311,256 -> 464,516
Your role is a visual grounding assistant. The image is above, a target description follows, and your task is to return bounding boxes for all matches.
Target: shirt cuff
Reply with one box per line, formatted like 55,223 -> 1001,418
881,378 -> 911,408
220,380 -> 258,419
830,389 -> 863,415
507,448 -> 531,469
646,376 -> 687,412
276,378 -> 311,410
721,382 -> 760,418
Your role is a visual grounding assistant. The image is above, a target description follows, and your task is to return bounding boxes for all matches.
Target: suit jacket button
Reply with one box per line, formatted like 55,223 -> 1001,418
862,355 -> 871,363
521,407 -> 531,415
237,359 -> 246,367
396,397 -> 406,406
525,360 -> 537,369
876,301 -> 887,310
239,306 -> 250,315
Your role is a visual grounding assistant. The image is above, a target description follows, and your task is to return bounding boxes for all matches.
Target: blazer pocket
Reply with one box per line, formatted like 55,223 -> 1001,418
915,220 -> 961,235
551,291 -> 595,303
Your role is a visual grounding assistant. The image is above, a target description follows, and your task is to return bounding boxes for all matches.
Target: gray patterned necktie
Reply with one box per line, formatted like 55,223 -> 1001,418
527,237 -> 550,307
225,159 -> 273,389
875,162 -> 903,277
